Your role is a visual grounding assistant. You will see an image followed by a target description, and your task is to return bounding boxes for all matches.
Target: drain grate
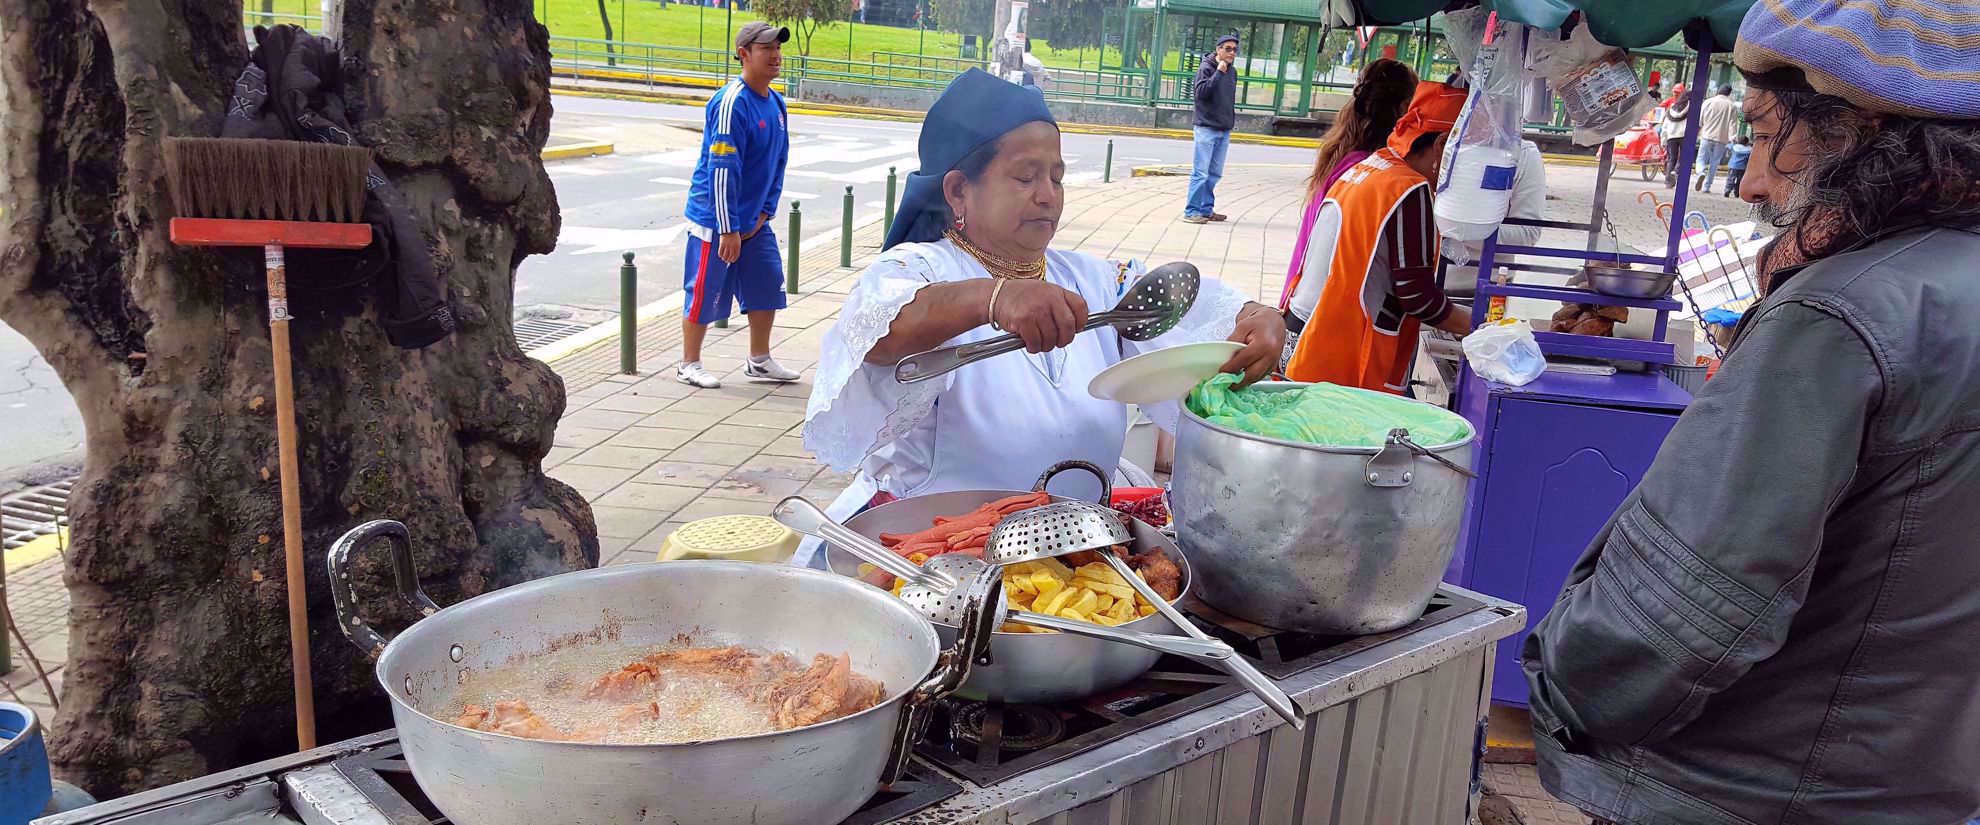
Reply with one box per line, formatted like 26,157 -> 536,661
515,317 -> 599,351
3,478 -> 73,551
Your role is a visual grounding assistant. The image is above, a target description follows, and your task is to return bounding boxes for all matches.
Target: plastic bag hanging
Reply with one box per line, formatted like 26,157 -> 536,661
1526,20 -> 1655,146
1435,10 -> 1528,250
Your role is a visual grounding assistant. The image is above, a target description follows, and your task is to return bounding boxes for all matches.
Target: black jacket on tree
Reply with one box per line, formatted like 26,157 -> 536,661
220,25 -> 456,350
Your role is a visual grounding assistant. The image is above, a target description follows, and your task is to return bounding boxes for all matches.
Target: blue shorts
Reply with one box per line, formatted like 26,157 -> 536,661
683,224 -> 787,324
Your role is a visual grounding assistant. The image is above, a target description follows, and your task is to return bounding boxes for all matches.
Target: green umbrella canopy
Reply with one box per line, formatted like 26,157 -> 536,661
1342,0 -> 1757,52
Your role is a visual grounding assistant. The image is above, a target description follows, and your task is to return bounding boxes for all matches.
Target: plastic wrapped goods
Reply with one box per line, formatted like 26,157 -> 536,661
1185,375 -> 1473,448
1527,23 -> 1654,146
1436,9 -> 1527,247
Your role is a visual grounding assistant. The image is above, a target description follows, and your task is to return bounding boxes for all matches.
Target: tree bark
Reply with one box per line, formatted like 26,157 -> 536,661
595,0 -> 617,65
0,0 -> 595,798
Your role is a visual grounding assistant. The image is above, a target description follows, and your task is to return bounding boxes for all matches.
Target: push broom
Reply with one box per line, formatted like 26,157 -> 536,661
162,137 -> 374,751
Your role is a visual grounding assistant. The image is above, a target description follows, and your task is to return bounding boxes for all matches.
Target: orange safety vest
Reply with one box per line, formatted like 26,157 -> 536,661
1283,148 -> 1436,394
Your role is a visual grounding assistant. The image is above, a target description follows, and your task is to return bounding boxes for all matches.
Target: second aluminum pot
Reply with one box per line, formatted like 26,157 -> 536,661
1172,382 -> 1475,635
827,462 -> 1193,704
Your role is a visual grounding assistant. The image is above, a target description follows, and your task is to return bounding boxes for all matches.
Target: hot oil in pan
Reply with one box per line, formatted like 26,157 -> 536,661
449,645 -> 782,744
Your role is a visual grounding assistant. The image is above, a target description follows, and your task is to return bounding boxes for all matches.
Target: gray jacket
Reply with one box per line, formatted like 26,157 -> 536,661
1523,226 -> 1980,825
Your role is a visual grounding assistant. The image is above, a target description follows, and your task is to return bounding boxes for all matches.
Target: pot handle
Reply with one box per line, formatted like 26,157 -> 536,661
327,520 -> 440,658
880,562 -> 1001,786
1032,459 -> 1113,504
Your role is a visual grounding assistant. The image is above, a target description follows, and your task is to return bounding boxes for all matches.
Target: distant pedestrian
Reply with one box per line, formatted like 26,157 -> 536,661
1723,135 -> 1750,197
1657,86 -> 1689,187
678,22 -> 801,389
1695,84 -> 1739,192
1183,33 -> 1238,224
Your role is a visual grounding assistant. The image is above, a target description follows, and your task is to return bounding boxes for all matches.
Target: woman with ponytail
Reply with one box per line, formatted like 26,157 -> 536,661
1276,58 -> 1418,369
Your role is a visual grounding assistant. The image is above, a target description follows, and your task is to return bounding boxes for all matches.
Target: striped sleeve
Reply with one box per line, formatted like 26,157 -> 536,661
705,82 -> 747,235
1387,187 -> 1452,326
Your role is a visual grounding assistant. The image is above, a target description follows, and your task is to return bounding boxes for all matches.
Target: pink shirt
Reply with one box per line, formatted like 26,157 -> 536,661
1280,150 -> 1371,309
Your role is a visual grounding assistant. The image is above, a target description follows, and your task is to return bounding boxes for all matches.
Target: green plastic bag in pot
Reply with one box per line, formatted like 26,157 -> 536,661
1184,375 -> 1472,448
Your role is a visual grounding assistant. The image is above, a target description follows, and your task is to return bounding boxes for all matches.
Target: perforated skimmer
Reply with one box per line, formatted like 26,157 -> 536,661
988,501 -> 1306,727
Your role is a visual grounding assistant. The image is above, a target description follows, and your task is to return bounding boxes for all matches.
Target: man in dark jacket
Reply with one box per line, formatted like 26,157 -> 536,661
1523,3 -> 1980,824
1183,33 -> 1237,225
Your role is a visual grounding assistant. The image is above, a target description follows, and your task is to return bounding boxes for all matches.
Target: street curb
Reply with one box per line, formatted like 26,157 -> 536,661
541,140 -> 617,160
4,529 -> 65,574
550,81 -> 1323,147
526,211 -> 890,366
1132,163 -> 1308,177
557,66 -> 787,95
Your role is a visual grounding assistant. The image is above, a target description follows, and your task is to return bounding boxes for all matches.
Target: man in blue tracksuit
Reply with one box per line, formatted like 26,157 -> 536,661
679,21 -> 798,389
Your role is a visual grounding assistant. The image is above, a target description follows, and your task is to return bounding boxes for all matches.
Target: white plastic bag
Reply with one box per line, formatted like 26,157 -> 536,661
1463,321 -> 1547,386
1527,23 -> 1653,146
1435,10 -> 1526,245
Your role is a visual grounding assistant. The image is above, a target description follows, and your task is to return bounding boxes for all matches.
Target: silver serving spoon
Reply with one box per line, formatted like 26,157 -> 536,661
772,497 -> 1236,663
893,262 -> 1202,384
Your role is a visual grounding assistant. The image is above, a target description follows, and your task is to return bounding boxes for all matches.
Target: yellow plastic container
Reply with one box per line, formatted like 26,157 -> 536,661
657,515 -> 798,564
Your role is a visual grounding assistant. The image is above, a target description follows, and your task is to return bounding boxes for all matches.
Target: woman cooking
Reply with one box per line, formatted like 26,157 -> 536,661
796,69 -> 1284,569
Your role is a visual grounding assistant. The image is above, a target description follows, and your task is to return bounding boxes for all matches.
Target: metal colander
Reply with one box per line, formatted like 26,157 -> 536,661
983,500 -> 1132,566
899,553 -> 1010,628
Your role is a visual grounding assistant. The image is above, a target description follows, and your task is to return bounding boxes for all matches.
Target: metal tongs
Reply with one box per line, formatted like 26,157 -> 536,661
773,497 -> 1240,666
892,262 -> 1202,384
986,501 -> 1306,729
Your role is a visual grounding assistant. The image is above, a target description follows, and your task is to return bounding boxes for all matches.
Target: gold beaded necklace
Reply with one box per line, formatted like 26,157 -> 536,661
945,228 -> 1046,280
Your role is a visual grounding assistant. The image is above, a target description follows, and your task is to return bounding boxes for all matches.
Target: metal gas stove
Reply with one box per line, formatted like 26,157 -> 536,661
38,587 -> 1523,825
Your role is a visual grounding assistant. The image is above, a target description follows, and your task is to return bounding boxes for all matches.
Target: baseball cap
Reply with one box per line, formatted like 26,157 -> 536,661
735,22 -> 790,49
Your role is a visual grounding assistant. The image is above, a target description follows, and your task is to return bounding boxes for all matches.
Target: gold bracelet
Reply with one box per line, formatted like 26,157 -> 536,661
987,279 -> 1009,331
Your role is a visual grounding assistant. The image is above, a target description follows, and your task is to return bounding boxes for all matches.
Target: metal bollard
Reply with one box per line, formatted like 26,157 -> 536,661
786,200 -> 801,294
884,167 -> 897,235
1104,139 -> 1114,183
841,185 -> 855,269
619,251 -> 637,374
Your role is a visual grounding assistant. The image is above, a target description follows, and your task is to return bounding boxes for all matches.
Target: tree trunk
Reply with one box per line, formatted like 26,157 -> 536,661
596,0 -> 617,65
0,0 -> 596,798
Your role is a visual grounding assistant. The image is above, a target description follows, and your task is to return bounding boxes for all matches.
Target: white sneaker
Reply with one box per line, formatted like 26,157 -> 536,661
744,356 -> 802,382
676,361 -> 722,389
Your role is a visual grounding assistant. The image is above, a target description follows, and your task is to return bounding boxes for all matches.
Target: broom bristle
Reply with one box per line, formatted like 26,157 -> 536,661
162,137 -> 370,224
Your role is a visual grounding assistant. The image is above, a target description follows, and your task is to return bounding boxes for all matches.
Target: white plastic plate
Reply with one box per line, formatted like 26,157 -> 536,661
1086,341 -> 1244,405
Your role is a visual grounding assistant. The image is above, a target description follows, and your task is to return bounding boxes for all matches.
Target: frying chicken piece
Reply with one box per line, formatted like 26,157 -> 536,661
773,653 -> 853,729
1127,549 -> 1184,602
453,700 -> 574,741
582,661 -> 663,701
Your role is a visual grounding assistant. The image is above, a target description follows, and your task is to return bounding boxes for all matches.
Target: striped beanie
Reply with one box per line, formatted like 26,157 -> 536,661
1734,0 -> 1980,119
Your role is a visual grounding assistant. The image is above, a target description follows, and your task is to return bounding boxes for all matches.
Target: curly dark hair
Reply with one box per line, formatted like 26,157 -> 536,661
1755,89 -> 1980,286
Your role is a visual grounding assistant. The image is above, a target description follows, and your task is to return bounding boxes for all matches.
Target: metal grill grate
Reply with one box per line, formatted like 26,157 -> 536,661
514,317 -> 599,352
3,478 -> 73,551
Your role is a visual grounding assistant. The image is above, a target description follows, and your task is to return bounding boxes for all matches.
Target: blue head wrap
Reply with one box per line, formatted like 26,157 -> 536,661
884,68 -> 1058,251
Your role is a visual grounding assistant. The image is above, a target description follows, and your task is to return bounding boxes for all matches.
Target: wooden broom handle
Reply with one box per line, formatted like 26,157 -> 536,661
266,244 -> 318,750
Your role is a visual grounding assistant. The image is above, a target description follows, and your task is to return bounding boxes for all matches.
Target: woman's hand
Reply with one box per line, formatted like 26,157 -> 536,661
993,279 -> 1091,354
1220,302 -> 1286,387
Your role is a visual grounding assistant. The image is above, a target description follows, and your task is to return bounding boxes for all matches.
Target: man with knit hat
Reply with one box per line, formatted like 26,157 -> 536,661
1522,2 -> 1980,823
1282,81 -> 1470,393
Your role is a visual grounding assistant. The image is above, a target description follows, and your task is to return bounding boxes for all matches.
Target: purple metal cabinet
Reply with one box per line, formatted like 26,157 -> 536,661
1447,370 -> 1689,705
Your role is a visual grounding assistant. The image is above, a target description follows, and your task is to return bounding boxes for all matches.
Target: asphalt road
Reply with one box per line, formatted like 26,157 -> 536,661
523,94 -> 1315,316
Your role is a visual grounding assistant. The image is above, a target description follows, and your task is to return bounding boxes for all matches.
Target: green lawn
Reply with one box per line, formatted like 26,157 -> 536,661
250,0 -> 1133,72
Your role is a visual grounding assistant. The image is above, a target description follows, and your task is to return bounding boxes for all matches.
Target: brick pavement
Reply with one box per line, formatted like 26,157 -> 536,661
3,162 -> 1757,813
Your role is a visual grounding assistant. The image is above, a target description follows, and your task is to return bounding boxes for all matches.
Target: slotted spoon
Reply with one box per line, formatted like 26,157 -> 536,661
772,497 -> 1236,662
893,261 -> 1202,384
987,500 -> 1306,728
